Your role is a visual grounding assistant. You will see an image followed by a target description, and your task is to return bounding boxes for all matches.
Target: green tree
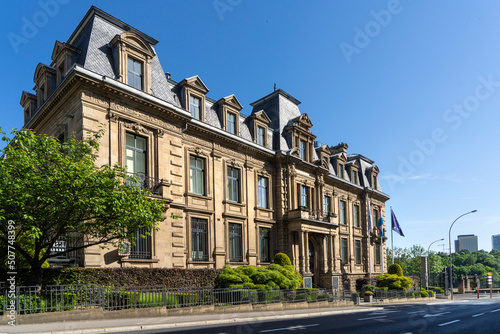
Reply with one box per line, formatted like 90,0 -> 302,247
0,128 -> 165,285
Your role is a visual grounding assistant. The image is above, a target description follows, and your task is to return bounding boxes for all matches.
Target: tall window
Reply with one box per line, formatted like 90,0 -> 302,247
372,174 -> 377,189
227,112 -> 236,134
189,156 -> 205,195
300,140 -> 306,160
227,167 -> 240,202
192,218 -> 208,261
301,185 -> 309,208
128,57 -> 143,90
340,200 -> 346,224
338,164 -> 344,179
257,126 -> 265,146
229,223 -> 242,262
259,227 -> 270,262
355,240 -> 361,264
258,176 -> 269,209
375,242 -> 381,264
190,95 -> 201,120
354,204 -> 360,228
324,196 -> 330,216
341,238 -> 348,265
351,170 -> 357,184
373,208 -> 378,227
130,228 -> 151,259
126,133 -> 147,186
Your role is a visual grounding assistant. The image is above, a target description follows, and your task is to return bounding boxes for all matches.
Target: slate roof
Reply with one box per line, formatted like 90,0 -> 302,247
37,6 -> 386,194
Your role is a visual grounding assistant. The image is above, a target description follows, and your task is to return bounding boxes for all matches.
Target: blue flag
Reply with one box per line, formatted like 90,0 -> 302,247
377,207 -> 384,237
391,209 -> 404,237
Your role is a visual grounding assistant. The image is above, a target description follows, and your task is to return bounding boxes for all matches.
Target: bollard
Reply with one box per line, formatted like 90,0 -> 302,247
477,290 -> 480,299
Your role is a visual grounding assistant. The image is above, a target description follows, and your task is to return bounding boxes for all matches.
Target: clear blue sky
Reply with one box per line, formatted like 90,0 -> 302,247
1,0 -> 499,252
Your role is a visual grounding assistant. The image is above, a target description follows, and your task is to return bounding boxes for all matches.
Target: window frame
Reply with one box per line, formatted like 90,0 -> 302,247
341,238 -> 348,265
299,140 -> 307,160
227,112 -> 237,134
189,155 -> 206,196
301,185 -> 309,208
259,227 -> 271,263
229,222 -> 243,262
257,126 -> 265,146
324,196 -> 330,216
191,218 -> 209,261
340,200 -> 346,225
375,242 -> 381,265
227,166 -> 241,203
355,239 -> 361,264
354,204 -> 360,228
189,95 -> 201,120
129,228 -> 152,259
127,57 -> 143,90
257,175 -> 269,209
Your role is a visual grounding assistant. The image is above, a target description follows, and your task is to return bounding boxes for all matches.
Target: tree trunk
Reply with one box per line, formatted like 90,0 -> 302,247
28,263 -> 43,286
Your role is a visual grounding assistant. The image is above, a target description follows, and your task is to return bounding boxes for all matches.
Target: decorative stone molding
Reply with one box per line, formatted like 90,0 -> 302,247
122,121 -> 151,135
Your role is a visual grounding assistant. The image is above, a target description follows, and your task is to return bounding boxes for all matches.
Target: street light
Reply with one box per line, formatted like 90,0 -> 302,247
427,238 -> 444,289
449,210 -> 477,300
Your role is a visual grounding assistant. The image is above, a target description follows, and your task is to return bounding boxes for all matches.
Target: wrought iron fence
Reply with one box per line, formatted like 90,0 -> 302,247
0,285 -> 354,315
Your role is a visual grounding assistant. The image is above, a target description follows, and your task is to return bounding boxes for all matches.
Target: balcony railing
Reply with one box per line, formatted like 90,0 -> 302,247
126,173 -> 161,196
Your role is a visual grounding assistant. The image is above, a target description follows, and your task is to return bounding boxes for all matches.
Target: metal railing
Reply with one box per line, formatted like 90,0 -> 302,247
0,285 -> 354,315
126,173 -> 162,196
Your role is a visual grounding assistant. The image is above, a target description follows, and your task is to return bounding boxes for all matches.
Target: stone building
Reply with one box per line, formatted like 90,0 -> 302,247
20,6 -> 389,289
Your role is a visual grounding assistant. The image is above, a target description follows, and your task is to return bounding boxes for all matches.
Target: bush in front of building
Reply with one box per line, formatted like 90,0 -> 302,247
1,267 -> 222,288
376,274 -> 413,290
420,289 -> 429,298
215,264 -> 303,289
387,263 -> 404,277
273,253 -> 292,267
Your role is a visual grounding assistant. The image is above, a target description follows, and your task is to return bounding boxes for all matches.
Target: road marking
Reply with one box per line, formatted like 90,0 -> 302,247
472,313 -> 484,317
260,324 -> 319,333
423,312 -> 450,318
438,320 -> 460,327
407,310 -> 425,314
490,308 -> 500,313
357,316 -> 387,321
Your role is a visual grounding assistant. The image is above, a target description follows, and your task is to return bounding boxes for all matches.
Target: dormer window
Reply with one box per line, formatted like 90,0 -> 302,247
227,112 -> 236,134
338,164 -> 344,179
257,126 -> 265,146
127,57 -> 143,90
351,170 -> 358,184
372,174 -> 377,189
190,95 -> 201,120
300,140 -> 307,160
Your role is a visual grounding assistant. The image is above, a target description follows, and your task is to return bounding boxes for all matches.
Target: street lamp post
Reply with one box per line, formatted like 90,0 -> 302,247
449,210 -> 477,300
427,238 -> 444,289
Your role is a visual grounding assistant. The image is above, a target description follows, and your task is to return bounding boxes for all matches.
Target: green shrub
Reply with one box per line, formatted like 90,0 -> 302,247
431,287 -> 444,294
420,290 -> 429,298
273,253 -> 292,266
376,274 -> 413,291
430,291 -> 434,297
215,263 -> 302,289
364,291 -> 373,296
387,264 -> 404,277
411,293 -> 415,298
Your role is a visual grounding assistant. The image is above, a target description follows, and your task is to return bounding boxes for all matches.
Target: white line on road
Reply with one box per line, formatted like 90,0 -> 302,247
438,320 -> 461,327
357,316 -> 388,321
472,313 -> 485,317
260,324 -> 319,333
407,310 -> 425,314
490,309 -> 500,313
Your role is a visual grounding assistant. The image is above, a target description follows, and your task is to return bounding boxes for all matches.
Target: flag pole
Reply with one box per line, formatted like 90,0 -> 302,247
367,193 -> 372,280
391,206 -> 394,264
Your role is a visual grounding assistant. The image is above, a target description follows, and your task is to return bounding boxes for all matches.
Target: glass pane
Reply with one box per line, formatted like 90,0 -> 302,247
126,149 -> 134,173
126,133 -> 134,147
136,151 -> 146,174
136,136 -> 146,150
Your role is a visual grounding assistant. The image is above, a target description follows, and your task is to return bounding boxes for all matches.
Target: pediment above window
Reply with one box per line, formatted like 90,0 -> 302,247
217,94 -> 243,112
180,76 -> 209,95
249,110 -> 271,125
111,32 -> 155,58
290,113 -> 313,131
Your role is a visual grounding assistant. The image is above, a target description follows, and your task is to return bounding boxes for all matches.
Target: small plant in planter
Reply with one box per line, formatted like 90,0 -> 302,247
363,290 -> 373,302
351,292 -> 360,304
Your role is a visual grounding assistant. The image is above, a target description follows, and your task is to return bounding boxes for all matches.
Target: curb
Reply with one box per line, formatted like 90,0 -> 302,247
27,307 -> 382,334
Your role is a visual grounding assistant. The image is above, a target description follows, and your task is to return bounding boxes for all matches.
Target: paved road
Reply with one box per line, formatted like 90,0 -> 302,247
112,299 -> 500,334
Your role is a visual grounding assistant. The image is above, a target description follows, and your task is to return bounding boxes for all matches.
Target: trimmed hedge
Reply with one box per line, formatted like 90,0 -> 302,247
273,253 -> 292,266
388,264 -> 404,277
0,268 -> 221,287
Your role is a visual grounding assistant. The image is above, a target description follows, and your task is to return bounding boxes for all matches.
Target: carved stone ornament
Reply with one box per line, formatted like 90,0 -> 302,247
290,147 -> 300,157
157,129 -> 165,138
122,122 -> 151,135
187,146 -> 207,157
108,112 -> 119,123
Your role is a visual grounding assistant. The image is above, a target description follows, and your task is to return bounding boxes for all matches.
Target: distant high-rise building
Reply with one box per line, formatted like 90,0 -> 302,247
492,234 -> 500,251
455,234 -> 478,253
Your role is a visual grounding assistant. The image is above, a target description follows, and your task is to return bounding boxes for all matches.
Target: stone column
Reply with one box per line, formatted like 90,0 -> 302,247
322,235 -> 328,273
304,231 -> 310,273
299,230 -> 305,274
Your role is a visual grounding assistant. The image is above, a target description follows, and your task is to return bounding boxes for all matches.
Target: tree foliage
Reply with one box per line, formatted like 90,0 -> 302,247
388,263 -> 403,277
0,128 -> 165,284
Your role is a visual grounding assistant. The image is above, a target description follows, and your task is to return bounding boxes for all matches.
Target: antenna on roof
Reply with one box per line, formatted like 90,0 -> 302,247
274,83 -> 276,91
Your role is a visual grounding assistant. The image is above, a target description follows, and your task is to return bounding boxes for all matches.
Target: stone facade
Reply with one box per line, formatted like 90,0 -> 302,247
20,6 -> 389,289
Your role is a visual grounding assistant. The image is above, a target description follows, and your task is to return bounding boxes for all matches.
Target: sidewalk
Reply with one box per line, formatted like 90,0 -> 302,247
0,298 -> 450,334
1,304 -> 383,334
